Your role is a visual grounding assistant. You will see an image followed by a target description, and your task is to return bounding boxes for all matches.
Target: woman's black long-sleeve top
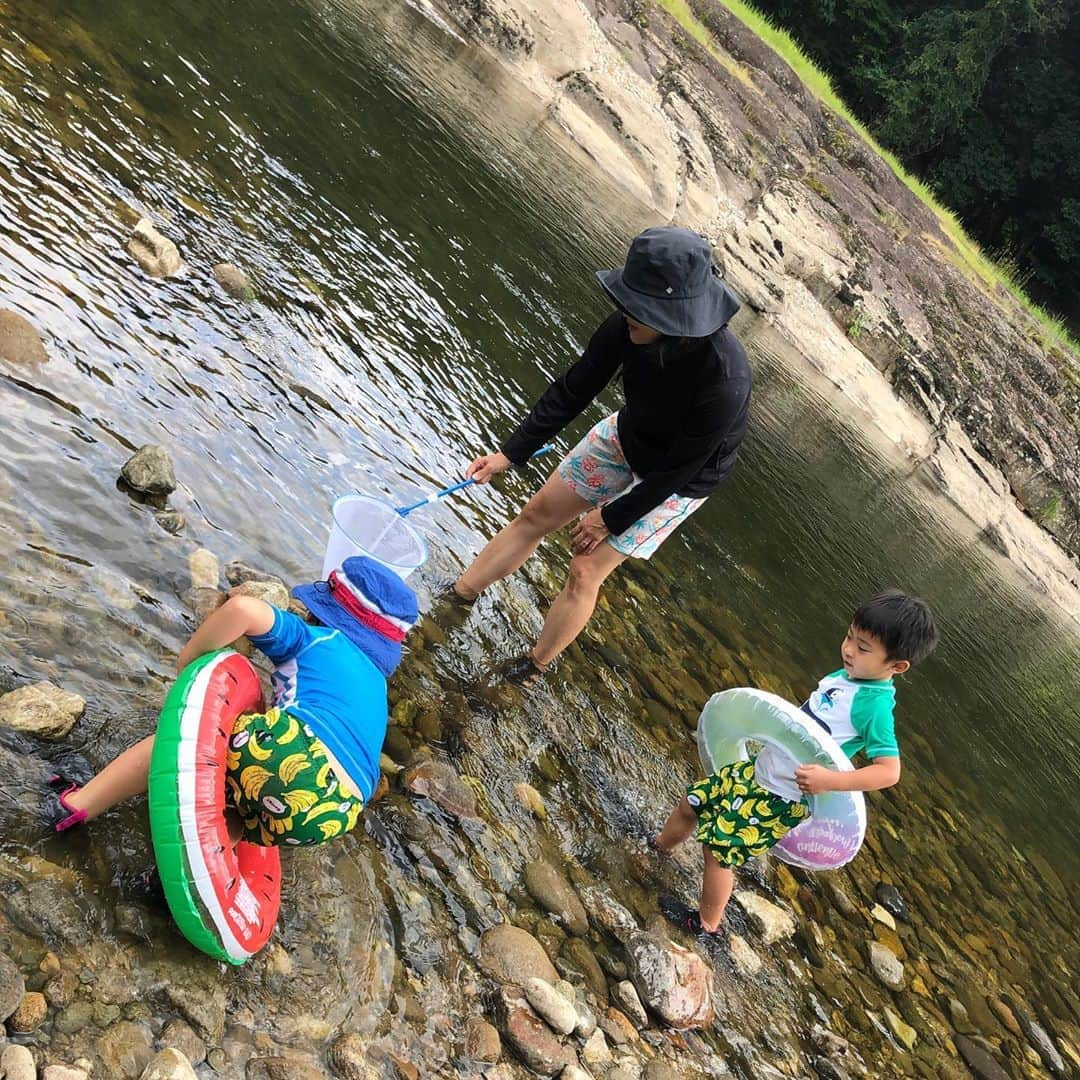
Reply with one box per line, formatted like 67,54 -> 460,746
501,312 -> 751,536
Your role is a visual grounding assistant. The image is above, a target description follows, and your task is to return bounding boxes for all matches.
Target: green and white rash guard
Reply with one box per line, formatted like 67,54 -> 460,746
753,670 -> 900,801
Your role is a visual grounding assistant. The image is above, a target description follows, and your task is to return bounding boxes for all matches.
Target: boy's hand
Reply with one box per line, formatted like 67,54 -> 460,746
795,764 -> 836,795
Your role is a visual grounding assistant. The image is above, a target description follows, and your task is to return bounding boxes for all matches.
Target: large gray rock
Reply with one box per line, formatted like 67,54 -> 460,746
0,682 -> 85,739
480,924 -> 559,986
625,930 -> 713,1030
0,309 -> 48,366
121,445 -> 177,496
0,950 -> 25,1021
523,860 -> 589,935
127,218 -> 182,277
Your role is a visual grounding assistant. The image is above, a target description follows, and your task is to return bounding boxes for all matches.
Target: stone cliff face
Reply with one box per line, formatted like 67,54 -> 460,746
421,0 -> 1080,607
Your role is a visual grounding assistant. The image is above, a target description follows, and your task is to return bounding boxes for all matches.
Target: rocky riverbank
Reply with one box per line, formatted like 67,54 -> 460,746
371,0 -> 1080,619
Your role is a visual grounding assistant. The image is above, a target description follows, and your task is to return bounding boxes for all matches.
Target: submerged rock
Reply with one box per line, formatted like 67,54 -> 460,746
735,890 -> 796,944
127,218 -> 183,277
1,1045 -> 36,1080
612,980 -> 649,1029
7,990 -> 47,1032
97,1020 -> 154,1079
954,1035 -> 1010,1080
867,940 -> 905,990
139,1049 -> 198,1080
188,548 -> 221,590
464,1018 -> 501,1062
625,930 -> 713,1030
480,925 -> 559,986
578,885 -> 639,940
0,309 -> 48,366
874,882 -> 909,922
212,262 -> 254,299
524,976 -> 577,1035
729,933 -> 763,976
492,984 -> 576,1076
514,782 -> 547,819
1007,999 -> 1066,1076
404,760 -> 479,818
121,444 -> 177,497
0,681 -> 85,739
523,859 -> 589,935
0,951 -> 26,1021
328,1033 -> 378,1080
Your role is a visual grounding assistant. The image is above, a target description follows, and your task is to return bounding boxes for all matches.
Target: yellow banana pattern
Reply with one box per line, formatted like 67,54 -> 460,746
686,759 -> 810,868
226,708 -> 364,847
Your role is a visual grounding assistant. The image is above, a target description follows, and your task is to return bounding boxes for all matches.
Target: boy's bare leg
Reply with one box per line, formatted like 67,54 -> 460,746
699,849 -> 734,931
225,808 -> 245,847
654,796 -> 698,851
63,735 -> 154,821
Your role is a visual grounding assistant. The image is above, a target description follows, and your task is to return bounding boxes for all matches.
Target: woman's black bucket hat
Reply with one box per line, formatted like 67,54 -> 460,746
595,226 -> 741,338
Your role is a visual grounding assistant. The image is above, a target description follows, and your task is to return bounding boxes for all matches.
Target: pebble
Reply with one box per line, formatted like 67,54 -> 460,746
7,990 -> 47,1031
0,1044 -> 36,1080
160,1018 -> 207,1065
464,1018 -> 501,1062
874,882 -> 909,922
154,508 -> 186,534
328,1033 -> 378,1080
581,1027 -> 612,1066
212,262 -> 253,299
883,1007 -> 916,1050
121,444 -> 177,496
188,548 -> 220,590
523,860 -> 589,936
513,782 -> 548,819
139,1050 -> 198,1080
867,940 -> 905,990
480,924 -> 559,986
869,903 -> 896,931
612,980 -> 649,1029
127,218 -> 183,277
42,1067 -> 89,1080
524,976 -> 578,1035
954,1034 -> 1010,1080
735,890 -> 796,943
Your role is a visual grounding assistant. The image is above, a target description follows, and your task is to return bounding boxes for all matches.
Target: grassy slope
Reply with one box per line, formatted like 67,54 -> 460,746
657,0 -> 1080,360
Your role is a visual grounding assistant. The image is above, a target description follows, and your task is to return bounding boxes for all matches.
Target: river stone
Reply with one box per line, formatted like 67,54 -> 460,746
155,509 -> 186,534
404,760 -> 479,818
874,882 -> 909,922
827,881 -> 859,920
523,860 -> 588,935
599,1007 -> 637,1046
228,579 -> 290,609
164,978 -> 226,1043
581,1027 -> 612,1067
492,984 -> 576,1076
559,936 -> 609,1002
514,782 -> 548,819
869,903 -> 896,931
121,445 -> 177,496
480,925 -> 558,986
735,890 -> 796,943
212,262 -> 254,299
1,1046 -> 36,1080
578,885 -> 639,940
7,990 -> 46,1031
0,309 -> 48,366
562,1067 -> 592,1080
954,1035 -> 1010,1080
573,998 -> 597,1037
524,976 -> 577,1035
729,933 -> 763,976
327,1033 -> 379,1080
247,1058 -> 327,1080
188,548 -> 220,590
867,940 -> 905,990
160,1019 -> 207,1065
127,218 -> 182,277
1007,999 -> 1066,1076
98,1020 -> 154,1079
987,996 -> 1022,1038
464,1018 -> 501,1062
612,980 -> 649,1030
0,951 -> 25,1021
0,681 -> 85,739
625,930 -> 713,1030
883,1007 -> 916,1050
42,1069 -> 89,1080
139,1048 -> 197,1080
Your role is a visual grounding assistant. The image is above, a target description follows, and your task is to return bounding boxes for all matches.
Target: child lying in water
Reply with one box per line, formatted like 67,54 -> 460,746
45,556 -> 417,847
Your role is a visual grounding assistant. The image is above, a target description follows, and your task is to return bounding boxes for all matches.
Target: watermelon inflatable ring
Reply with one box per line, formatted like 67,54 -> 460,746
148,649 -> 282,964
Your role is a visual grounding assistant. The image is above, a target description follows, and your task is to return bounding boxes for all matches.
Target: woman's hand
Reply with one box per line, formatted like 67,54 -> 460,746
795,764 -> 836,795
570,508 -> 611,555
465,451 -> 512,485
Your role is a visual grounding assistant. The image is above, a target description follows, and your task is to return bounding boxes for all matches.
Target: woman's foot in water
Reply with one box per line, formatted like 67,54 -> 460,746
501,654 -> 549,689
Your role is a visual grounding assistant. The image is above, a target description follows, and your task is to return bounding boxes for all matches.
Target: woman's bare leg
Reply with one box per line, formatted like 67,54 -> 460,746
531,543 -> 626,667
455,472 -> 590,599
64,735 -> 154,821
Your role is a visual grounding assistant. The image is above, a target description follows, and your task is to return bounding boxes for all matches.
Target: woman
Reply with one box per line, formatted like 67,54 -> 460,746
453,226 -> 751,683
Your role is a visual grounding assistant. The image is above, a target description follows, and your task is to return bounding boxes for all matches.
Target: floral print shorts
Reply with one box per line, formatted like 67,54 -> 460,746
687,759 -> 810,868
225,708 -> 364,847
557,413 -> 706,559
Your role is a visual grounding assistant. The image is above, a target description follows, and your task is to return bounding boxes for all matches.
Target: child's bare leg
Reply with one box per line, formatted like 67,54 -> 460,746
699,849 -> 734,931
64,736 -> 154,821
225,808 -> 245,847
654,796 -> 697,852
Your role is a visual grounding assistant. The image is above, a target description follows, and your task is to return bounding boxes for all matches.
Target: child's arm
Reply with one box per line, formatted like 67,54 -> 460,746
795,756 -> 901,795
176,596 -> 276,671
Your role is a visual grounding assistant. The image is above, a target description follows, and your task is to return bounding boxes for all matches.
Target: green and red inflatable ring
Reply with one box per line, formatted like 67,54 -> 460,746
148,649 -> 282,964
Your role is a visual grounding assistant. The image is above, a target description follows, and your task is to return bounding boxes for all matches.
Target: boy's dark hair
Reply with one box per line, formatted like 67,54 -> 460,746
852,590 -> 938,666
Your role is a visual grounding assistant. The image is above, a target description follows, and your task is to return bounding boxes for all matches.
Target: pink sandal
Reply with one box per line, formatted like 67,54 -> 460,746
44,773 -> 88,832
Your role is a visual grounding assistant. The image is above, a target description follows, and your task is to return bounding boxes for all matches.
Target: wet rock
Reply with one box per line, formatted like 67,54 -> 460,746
573,999 -> 597,1038
524,860 -> 588,935
987,996 -> 1022,1038
599,1007 -> 637,1046
883,1007 -> 916,1050
1007,999 -> 1066,1076
7,990 -> 46,1032
164,978 -> 226,1043
121,445 -> 177,496
492,984 -> 576,1076
0,309 -> 48,366
581,1027 -> 612,1067
562,1067 -> 592,1080
559,937 -> 609,1002
524,976 -> 577,1035
869,903 -> 896,931
729,933 -> 763,976
54,1001 -> 94,1034
184,586 -> 226,624
212,262 -> 254,299
514,782 -> 547,819
228,579 -> 290,609
578,885 -> 639,940
160,1019 -> 207,1065
812,1058 -> 850,1080
328,1033 -> 378,1080
810,1024 -> 850,1058
127,218 -> 183,277
464,1017 -> 501,1062
247,1058 -> 326,1080
98,1020 -> 154,1079
0,681 -> 85,739
874,882 -> 909,922
954,1035 -> 1010,1080
0,1044 -> 35,1080
480,924 -> 559,985
735,890 -> 796,944
0,951 -> 25,1021
946,996 -> 976,1035
382,726 -> 412,765
43,1067 -> 89,1080
867,940 -> 905,990
612,980 -> 649,1030
188,548 -> 220,590
826,881 -> 859,920
154,509 -> 186,534
140,1048 -> 197,1080
625,930 -> 713,1030
404,760 -> 479,818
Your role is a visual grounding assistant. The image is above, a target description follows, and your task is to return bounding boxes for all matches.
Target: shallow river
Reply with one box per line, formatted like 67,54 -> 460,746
1,0 -> 1078,1076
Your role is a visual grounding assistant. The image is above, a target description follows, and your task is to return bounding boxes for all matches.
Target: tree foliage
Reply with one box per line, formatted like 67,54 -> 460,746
751,0 -> 1080,326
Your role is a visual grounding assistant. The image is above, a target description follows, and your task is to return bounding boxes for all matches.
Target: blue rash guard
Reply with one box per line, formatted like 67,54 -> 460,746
246,605 -> 387,801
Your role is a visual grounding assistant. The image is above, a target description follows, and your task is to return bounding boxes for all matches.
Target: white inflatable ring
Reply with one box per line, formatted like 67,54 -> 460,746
696,687 -> 866,870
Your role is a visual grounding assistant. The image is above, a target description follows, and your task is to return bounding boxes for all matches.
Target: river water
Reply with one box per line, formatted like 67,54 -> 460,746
1,0 -> 1078,1076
